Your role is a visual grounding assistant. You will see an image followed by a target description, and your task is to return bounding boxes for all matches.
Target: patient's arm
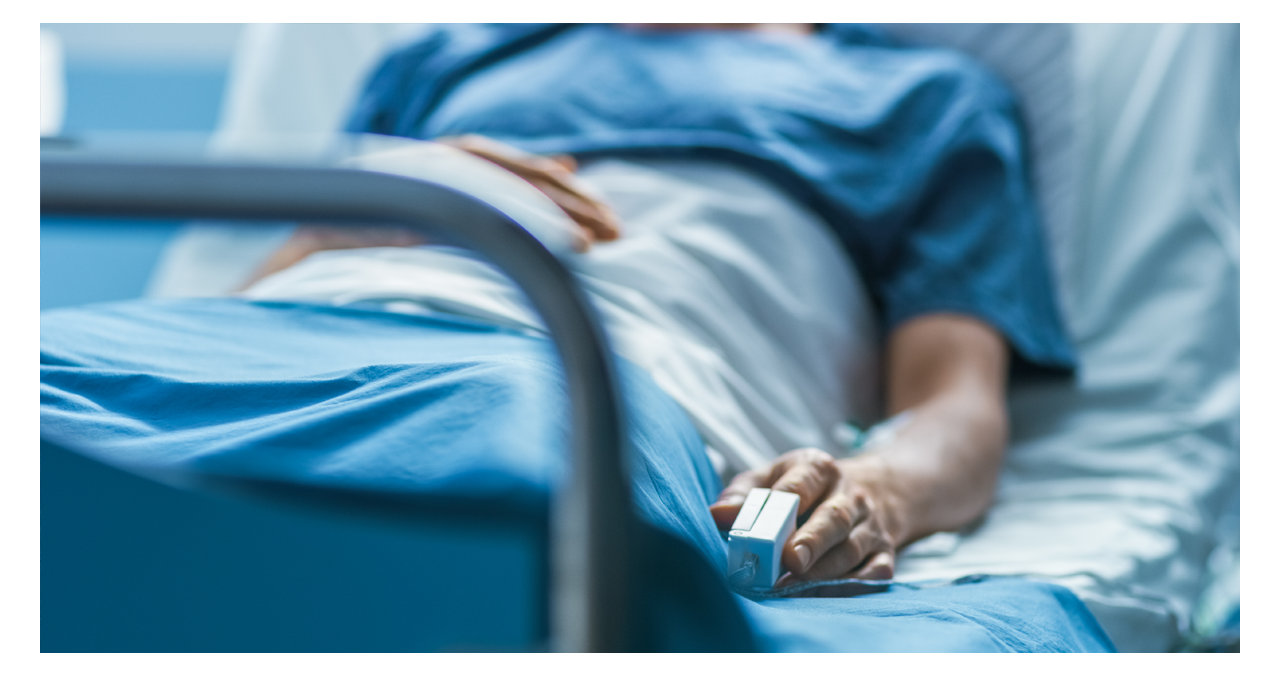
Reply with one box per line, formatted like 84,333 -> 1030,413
237,136 -> 621,290
238,224 -> 428,291
710,313 -> 1009,583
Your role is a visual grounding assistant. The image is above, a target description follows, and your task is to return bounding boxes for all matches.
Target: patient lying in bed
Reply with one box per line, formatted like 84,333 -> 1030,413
43,22 -> 1239,651
232,23 -> 1073,588
38,21 -> 1121,651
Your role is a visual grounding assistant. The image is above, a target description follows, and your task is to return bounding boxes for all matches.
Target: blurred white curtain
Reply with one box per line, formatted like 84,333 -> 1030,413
41,29 -> 65,136
214,23 -> 429,145
147,23 -> 430,298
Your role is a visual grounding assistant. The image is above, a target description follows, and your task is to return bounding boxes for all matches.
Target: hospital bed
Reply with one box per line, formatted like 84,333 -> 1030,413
42,145 -> 645,651
39,23 -> 1239,652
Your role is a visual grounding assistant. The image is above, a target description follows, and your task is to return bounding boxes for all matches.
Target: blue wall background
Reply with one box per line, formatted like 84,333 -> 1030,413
42,25 -> 238,310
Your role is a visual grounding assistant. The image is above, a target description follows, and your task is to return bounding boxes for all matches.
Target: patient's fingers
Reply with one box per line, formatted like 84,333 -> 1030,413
530,179 -> 621,243
788,506 -> 892,581
717,469 -> 768,503
784,491 -> 870,575
549,154 -> 578,173
710,448 -> 838,529
768,449 -> 838,515
709,468 -> 772,529
517,170 -> 621,243
436,135 -> 621,245
852,551 -> 895,581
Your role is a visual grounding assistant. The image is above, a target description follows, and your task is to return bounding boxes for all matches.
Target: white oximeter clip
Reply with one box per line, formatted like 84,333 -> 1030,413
726,488 -> 800,590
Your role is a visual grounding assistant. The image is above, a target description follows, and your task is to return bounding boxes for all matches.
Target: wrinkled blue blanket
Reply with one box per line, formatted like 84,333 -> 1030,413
40,298 -> 1113,651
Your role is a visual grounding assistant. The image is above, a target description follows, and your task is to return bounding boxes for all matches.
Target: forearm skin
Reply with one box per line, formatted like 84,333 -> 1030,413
858,313 -> 1010,547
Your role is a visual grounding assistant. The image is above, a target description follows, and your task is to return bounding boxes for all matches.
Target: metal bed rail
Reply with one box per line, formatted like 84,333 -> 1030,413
40,158 -> 632,652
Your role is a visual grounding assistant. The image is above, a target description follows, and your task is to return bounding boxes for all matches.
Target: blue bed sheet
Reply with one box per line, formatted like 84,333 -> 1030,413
40,298 -> 1114,652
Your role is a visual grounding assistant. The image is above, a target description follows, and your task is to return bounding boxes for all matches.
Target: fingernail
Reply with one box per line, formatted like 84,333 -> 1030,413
795,543 -> 811,570
865,552 -> 895,580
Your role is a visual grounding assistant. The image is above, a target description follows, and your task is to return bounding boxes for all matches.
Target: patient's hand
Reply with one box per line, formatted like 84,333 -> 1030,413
238,224 -> 427,291
711,449 -> 902,584
710,314 -> 1011,593
436,134 -> 621,249
238,135 -> 622,290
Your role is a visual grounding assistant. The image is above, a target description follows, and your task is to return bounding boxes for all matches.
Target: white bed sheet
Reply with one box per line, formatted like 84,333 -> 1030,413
893,23 -> 1240,652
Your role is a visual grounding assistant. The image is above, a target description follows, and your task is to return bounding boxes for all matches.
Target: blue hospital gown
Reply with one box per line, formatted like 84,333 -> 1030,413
347,23 -> 1076,372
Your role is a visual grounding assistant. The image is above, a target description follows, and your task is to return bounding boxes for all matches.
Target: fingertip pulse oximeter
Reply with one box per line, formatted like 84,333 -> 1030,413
726,488 -> 800,589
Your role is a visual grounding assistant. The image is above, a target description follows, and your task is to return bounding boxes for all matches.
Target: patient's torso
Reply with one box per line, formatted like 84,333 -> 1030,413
574,158 -> 881,474
243,157 -> 880,477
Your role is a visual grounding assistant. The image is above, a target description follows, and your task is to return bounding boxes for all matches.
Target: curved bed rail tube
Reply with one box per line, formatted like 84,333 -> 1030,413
40,160 -> 631,653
